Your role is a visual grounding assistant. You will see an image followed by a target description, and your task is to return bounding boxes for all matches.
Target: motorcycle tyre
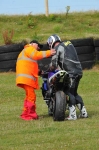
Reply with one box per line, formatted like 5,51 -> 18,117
53,91 -> 66,121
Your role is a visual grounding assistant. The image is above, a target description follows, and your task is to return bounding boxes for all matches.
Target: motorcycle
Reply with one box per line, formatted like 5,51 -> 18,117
41,70 -> 71,121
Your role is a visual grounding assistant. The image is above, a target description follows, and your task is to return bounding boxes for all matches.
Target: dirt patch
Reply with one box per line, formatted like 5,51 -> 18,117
91,64 -> 99,71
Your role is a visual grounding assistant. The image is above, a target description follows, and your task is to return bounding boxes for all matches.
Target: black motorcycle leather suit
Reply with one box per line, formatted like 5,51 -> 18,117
49,41 -> 84,108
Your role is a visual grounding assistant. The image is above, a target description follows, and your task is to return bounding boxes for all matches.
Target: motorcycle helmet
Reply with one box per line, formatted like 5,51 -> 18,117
47,34 -> 61,49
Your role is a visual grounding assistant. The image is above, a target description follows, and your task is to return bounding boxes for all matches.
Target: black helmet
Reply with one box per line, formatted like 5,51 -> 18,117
47,34 -> 61,49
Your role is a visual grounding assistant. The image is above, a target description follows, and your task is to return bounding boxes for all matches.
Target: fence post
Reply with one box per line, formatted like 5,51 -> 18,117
45,0 -> 49,17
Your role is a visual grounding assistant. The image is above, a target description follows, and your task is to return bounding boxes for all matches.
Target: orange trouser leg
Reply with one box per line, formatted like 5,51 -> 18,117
20,85 -> 38,120
24,84 -> 36,103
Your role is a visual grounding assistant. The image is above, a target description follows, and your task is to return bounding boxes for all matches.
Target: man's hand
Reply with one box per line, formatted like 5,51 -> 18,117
50,49 -> 56,55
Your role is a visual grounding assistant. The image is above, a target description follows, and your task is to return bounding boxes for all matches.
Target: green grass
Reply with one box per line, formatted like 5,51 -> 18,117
0,11 -> 99,45
0,68 -> 99,150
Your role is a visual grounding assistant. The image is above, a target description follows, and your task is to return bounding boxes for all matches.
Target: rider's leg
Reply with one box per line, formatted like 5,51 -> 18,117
76,95 -> 88,118
71,75 -> 88,118
66,92 -> 77,120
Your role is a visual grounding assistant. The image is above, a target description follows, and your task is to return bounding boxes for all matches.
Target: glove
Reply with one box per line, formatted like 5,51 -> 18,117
38,69 -> 44,76
49,66 -> 56,72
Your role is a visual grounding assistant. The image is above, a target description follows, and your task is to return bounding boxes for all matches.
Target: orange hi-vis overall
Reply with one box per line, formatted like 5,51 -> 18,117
16,44 -> 51,120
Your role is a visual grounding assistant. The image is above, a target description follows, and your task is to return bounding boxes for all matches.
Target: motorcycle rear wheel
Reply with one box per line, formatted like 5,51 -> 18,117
53,91 -> 66,121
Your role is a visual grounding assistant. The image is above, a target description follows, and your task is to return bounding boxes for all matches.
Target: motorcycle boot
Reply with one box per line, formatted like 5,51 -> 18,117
77,104 -> 88,118
66,105 -> 77,120
80,106 -> 88,118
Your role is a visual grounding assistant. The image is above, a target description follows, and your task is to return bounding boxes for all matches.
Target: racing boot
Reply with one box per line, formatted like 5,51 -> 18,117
77,104 -> 88,118
66,105 -> 77,120
80,106 -> 88,118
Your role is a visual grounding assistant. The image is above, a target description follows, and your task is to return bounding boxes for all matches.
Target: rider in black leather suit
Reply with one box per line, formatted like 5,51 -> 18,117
47,34 -> 88,120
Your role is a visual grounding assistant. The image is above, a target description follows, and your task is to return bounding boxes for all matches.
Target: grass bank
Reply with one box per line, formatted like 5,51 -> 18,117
0,11 -> 99,45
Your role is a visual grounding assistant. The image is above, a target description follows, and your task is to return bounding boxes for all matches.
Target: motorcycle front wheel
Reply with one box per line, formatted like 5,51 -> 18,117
53,91 -> 66,121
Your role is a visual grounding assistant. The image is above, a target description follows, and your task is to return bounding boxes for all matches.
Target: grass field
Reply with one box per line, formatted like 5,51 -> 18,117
0,67 -> 99,150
